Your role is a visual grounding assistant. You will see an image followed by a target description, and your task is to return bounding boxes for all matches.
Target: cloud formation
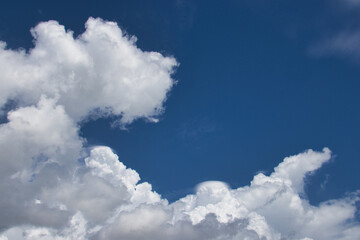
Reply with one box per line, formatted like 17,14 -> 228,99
0,17 -> 177,124
0,18 -> 359,240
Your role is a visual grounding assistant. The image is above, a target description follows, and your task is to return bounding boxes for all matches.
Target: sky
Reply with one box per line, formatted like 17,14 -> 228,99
0,0 -> 360,239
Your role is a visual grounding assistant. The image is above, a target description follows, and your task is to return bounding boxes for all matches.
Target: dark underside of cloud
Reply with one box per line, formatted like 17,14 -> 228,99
0,18 -> 359,240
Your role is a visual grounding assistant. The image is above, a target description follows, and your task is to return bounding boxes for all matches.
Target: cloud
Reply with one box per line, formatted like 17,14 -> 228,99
343,0 -> 360,7
0,17 -> 177,125
310,31 -> 360,60
308,1 -> 360,61
0,18 -> 359,240
1,146 -> 359,240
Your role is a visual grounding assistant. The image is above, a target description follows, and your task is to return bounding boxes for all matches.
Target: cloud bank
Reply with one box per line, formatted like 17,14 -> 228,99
0,18 -> 359,240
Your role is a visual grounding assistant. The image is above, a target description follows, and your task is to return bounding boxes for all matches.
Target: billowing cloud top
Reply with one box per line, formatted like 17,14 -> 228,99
0,18 -> 359,240
0,17 -> 177,124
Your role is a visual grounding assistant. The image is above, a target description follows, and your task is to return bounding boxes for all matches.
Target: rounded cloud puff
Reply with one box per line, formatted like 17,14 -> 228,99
0,17 -> 178,125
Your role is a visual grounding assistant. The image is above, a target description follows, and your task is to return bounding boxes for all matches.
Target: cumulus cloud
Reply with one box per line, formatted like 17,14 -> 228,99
0,18 -> 359,240
1,146 -> 359,240
0,17 -> 177,125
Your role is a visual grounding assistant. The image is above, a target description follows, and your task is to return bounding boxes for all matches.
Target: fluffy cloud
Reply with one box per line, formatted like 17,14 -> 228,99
0,17 -> 177,125
1,147 -> 359,240
0,18 -> 359,240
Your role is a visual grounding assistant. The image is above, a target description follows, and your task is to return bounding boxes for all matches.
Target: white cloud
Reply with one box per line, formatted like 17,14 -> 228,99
0,17 -> 177,125
0,97 -> 83,230
0,18 -> 359,240
1,146 -> 358,240
0,96 -> 81,179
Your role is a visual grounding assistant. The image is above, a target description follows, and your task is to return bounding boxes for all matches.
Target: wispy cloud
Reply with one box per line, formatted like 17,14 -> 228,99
344,0 -> 360,7
309,31 -> 360,60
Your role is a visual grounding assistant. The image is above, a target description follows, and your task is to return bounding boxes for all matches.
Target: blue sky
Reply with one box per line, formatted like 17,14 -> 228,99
0,1 -> 360,239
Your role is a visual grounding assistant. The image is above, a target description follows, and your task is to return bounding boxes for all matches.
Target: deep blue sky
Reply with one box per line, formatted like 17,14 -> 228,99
1,0 -> 360,204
